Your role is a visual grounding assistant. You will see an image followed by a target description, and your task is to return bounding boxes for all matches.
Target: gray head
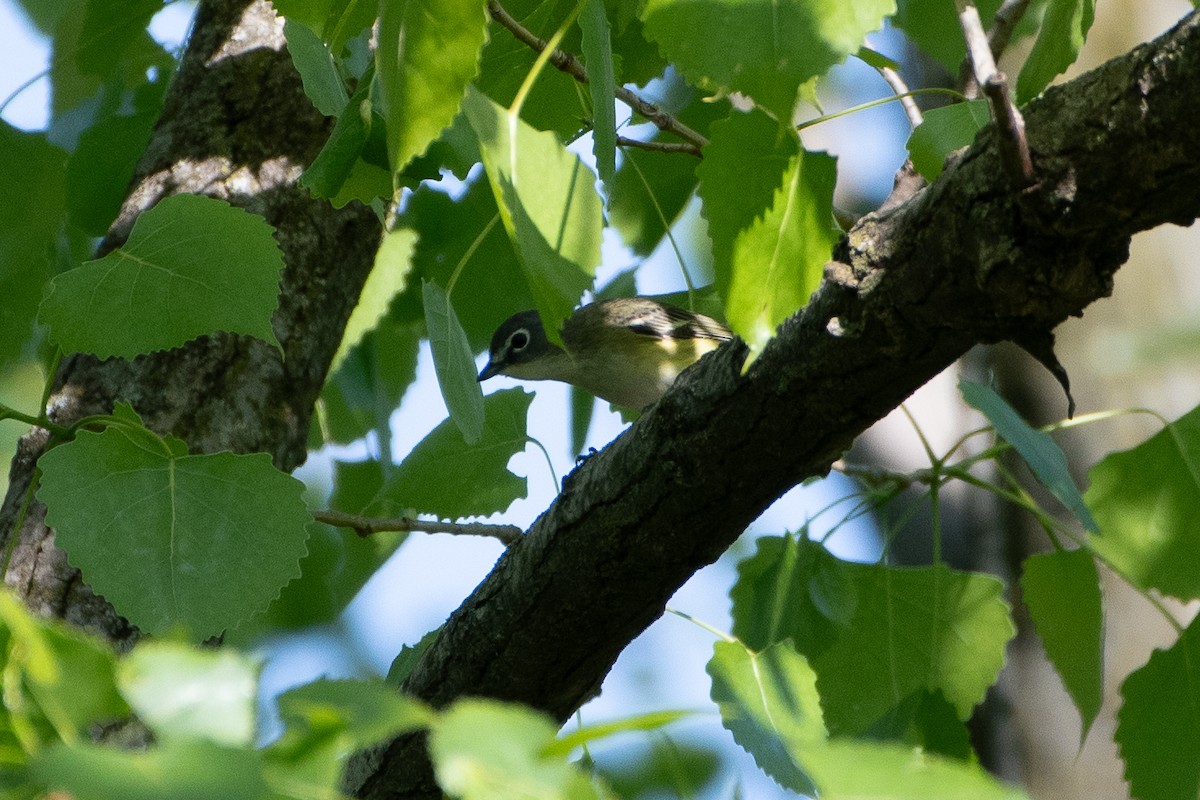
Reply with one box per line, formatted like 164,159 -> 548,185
478,310 -> 552,382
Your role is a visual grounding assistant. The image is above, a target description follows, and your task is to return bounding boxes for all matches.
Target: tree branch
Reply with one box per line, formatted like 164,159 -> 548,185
486,0 -> 708,150
313,509 -> 522,545
345,10 -> 1200,798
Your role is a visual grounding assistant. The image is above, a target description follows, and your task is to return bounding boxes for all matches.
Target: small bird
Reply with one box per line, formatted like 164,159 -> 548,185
478,297 -> 732,409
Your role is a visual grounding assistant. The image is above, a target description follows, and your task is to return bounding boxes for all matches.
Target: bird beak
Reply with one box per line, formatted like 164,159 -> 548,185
478,361 -> 501,382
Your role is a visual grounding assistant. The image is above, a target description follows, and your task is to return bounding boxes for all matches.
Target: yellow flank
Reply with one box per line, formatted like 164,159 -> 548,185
478,297 -> 732,409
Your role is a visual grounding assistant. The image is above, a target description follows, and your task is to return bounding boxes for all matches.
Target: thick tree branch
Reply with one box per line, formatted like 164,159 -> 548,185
346,11 -> 1200,798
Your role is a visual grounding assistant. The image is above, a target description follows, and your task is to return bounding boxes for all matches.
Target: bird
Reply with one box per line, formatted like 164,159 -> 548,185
477,297 -> 733,409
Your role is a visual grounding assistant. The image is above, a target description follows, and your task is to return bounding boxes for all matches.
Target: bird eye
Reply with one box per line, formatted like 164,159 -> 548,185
509,330 -> 530,351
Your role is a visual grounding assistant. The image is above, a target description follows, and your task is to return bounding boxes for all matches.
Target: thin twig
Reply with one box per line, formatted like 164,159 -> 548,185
877,66 -> 923,129
988,0 -> 1034,60
615,134 -> 702,157
955,0 -> 1035,187
486,0 -> 708,150
314,509 -> 523,546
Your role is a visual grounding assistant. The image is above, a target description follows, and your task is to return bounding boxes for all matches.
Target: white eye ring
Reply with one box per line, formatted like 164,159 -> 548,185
509,330 -> 530,351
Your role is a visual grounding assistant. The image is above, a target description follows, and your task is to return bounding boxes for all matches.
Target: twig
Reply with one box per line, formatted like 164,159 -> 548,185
877,66 -> 923,129
314,508 -> 523,546
955,0 -> 1035,187
988,0 -> 1034,59
615,134 -> 701,157
486,0 -> 708,151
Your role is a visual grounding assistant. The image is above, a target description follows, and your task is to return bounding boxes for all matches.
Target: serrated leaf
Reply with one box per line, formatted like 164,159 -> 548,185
641,0 -> 894,120
1087,405 -> 1200,599
377,0 -> 487,172
907,100 -> 990,181
1020,549 -> 1103,739
813,561 -> 1015,735
430,699 -> 607,800
961,380 -> 1097,532
39,194 -> 285,359
698,110 -> 836,355
707,639 -> 824,794
580,0 -> 617,192
381,388 -> 532,518
729,534 -> 845,655
462,86 -> 599,337
37,416 -> 312,639
1116,615 -> 1200,800
33,739 -> 267,800
117,643 -> 258,747
300,74 -> 393,206
423,279 -> 485,445
285,19 -> 350,117
1016,0 -> 1095,103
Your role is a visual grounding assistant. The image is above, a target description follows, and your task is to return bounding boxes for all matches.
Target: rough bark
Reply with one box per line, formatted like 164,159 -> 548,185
345,11 -> 1200,798
0,0 -> 380,642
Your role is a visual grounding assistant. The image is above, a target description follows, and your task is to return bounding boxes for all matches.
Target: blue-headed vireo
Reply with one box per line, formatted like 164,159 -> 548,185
477,297 -> 732,409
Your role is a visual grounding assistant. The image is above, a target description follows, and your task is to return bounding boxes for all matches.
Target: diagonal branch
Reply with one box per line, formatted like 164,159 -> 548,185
345,10 -> 1200,798
486,0 -> 708,150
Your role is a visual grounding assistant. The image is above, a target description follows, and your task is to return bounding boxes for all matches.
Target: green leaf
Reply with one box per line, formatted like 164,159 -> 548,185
1087,405 -> 1200,599
272,0 -> 378,54
317,317 -> 421,447
1016,0 -> 1096,103
641,0 -> 895,120
381,388 -> 532,518
698,110 -> 836,355
430,699 -> 607,800
117,643 -> 259,747
729,534 -> 846,656
608,144 -> 697,257
39,194 -> 285,359
547,710 -> 691,758
49,0 -> 165,114
812,560 -> 1015,735
807,740 -> 1028,800
423,280 -> 486,445
1116,615 -> 1200,800
377,0 -> 487,172
707,639 -> 824,794
331,228 -> 416,375
891,0 -> 1003,74
386,627 -> 442,686
33,740 -> 268,800
276,678 -> 433,748
65,109 -> 158,237
462,86 -> 600,337
405,180 -> 532,351
907,100 -> 990,181
0,124 -> 66,369
285,19 -> 350,117
1020,549 -> 1104,739
580,0 -> 617,192
37,412 -> 312,639
0,590 -> 126,744
475,0 -> 589,136
960,380 -> 1098,532
300,74 -> 393,206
